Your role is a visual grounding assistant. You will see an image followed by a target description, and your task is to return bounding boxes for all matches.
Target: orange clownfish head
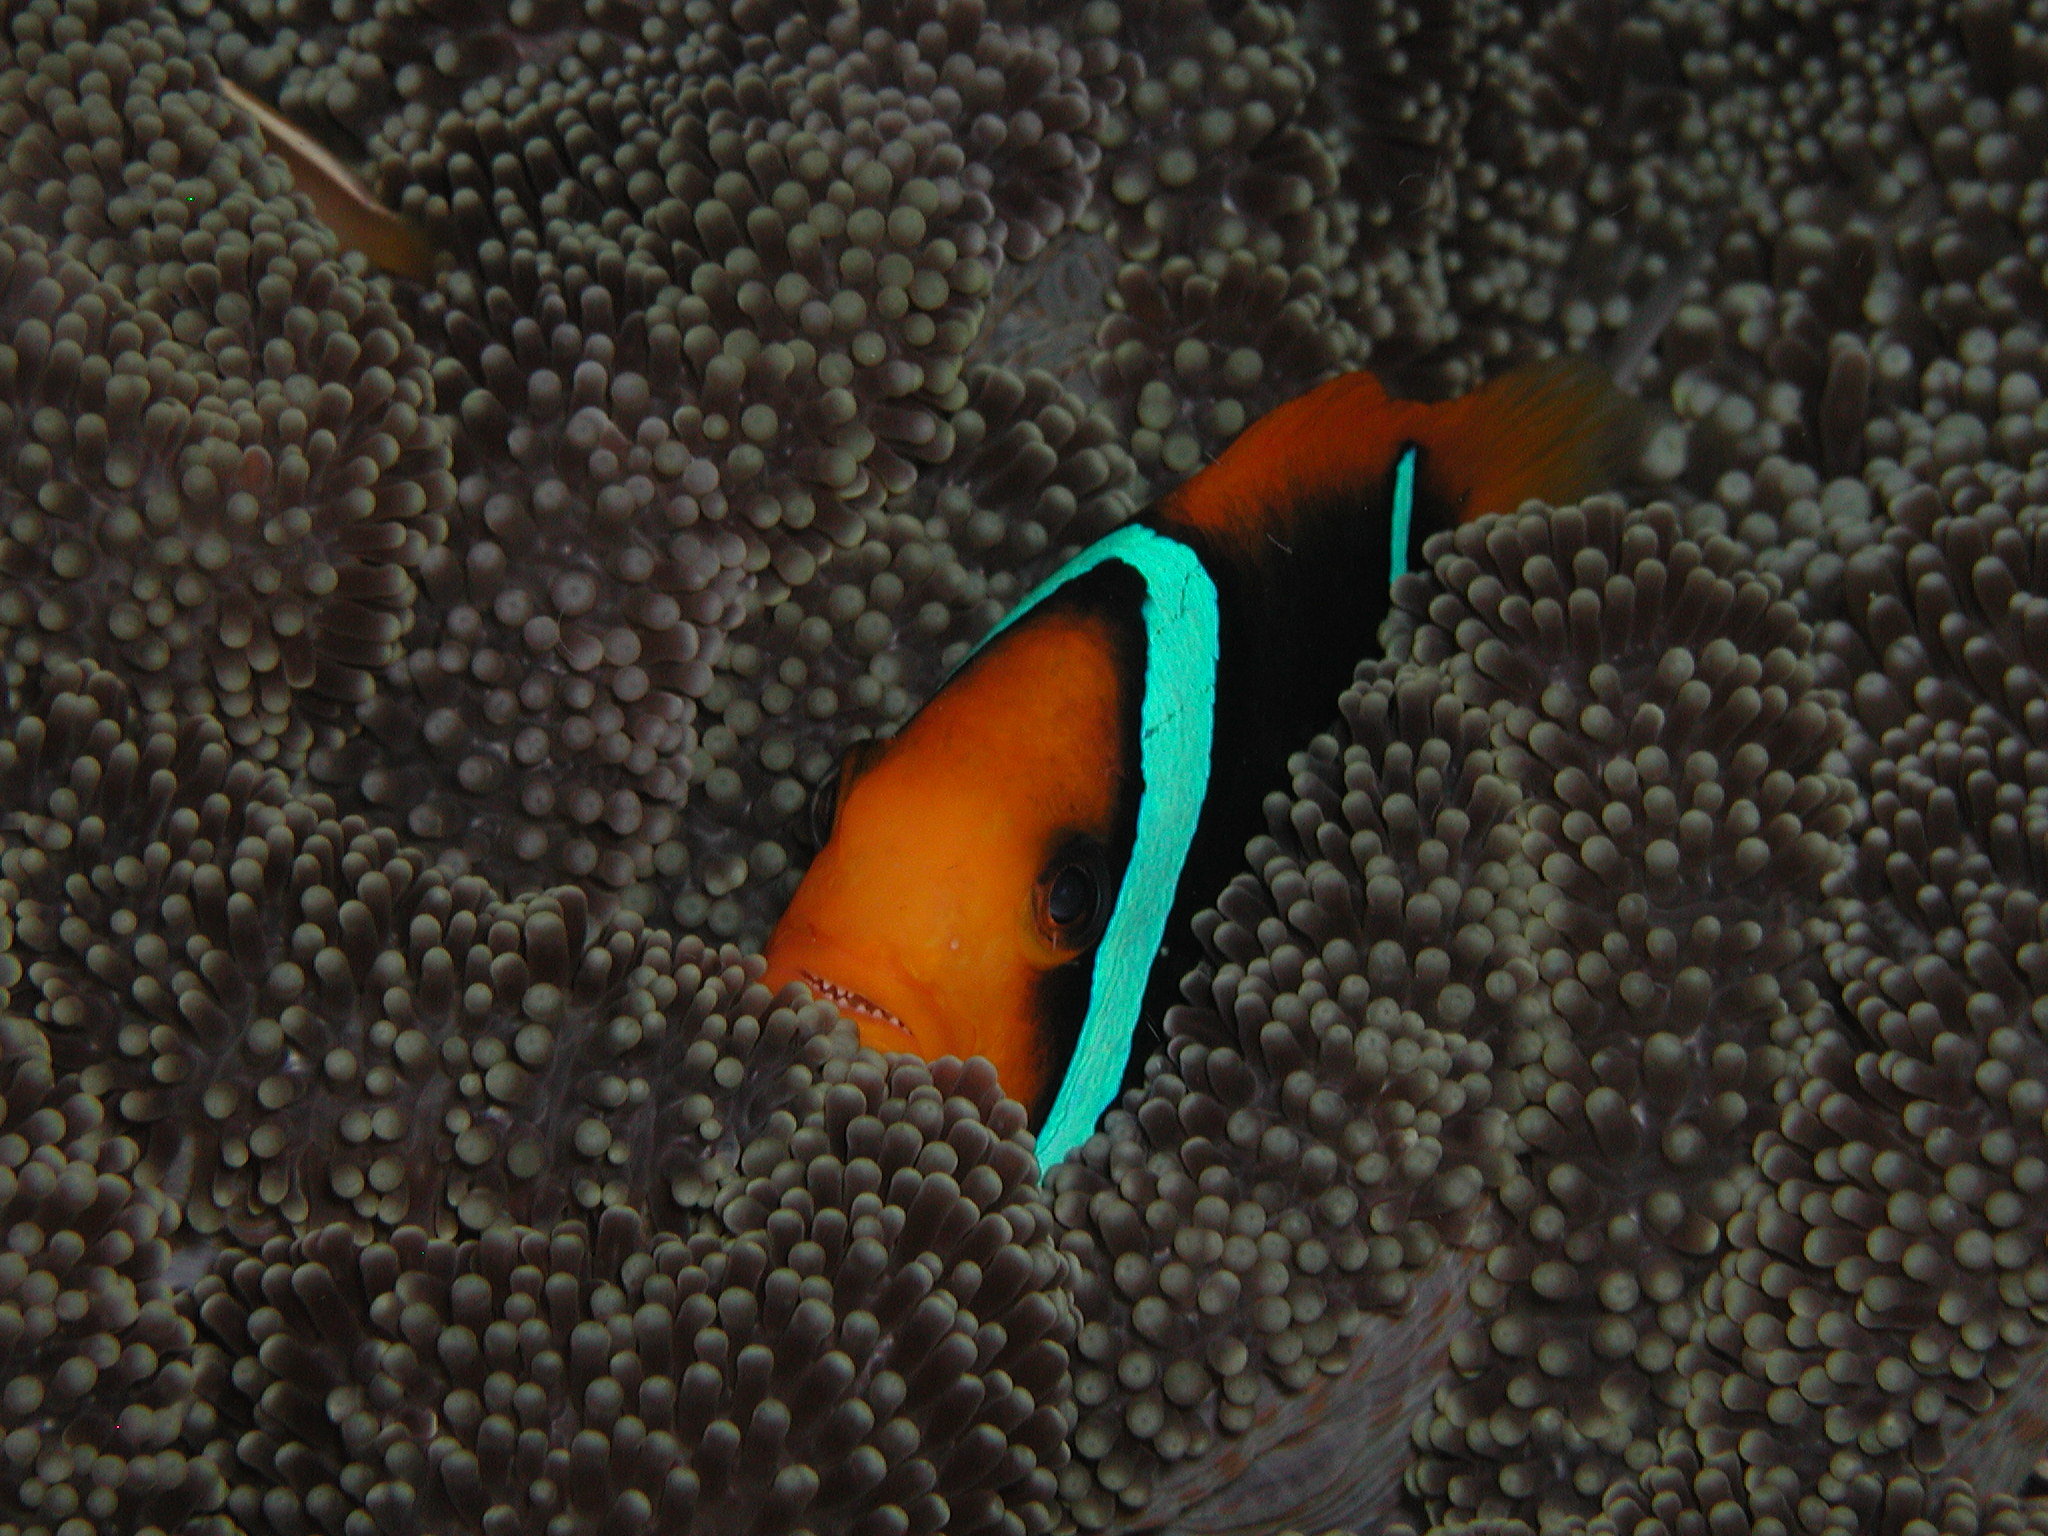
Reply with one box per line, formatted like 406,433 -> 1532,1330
762,573 -> 1145,1117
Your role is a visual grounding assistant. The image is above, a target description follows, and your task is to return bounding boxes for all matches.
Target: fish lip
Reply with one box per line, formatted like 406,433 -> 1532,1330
797,968 -> 917,1044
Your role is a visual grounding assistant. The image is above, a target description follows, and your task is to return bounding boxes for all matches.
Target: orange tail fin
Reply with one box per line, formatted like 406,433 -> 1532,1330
1415,356 -> 1642,522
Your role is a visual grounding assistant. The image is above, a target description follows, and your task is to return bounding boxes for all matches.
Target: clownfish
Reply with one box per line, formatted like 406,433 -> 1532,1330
218,78 -> 438,282
764,361 -> 1638,1164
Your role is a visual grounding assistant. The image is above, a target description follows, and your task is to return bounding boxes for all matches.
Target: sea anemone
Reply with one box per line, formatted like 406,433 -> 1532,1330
16,0 -> 2048,1531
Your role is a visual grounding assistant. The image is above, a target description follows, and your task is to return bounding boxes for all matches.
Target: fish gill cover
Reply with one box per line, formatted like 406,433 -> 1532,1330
3,0 -> 2048,1533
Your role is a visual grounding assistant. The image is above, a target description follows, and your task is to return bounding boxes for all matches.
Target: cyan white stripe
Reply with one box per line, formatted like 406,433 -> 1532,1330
959,523 -> 1219,1167
1389,444 -> 1419,582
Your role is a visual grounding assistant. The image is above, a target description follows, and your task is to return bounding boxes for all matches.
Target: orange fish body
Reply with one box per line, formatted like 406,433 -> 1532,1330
766,361 -> 1637,1163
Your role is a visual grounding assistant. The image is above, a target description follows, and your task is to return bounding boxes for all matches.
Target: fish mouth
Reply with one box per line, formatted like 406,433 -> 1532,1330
798,969 -> 917,1044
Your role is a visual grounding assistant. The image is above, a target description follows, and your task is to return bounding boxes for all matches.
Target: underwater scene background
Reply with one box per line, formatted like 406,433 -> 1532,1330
3,0 -> 2047,1531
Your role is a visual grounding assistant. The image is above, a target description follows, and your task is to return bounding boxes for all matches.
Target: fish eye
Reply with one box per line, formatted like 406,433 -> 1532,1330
1048,864 -> 1096,927
803,738 -> 884,852
1038,838 -> 1110,948
803,760 -> 844,852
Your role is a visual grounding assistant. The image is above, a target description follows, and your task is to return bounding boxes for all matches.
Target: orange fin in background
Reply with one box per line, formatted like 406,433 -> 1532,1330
219,77 -> 438,283
1158,358 -> 1642,566
1415,355 -> 1645,523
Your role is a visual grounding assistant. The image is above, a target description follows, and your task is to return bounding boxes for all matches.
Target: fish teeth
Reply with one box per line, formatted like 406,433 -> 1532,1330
800,970 -> 909,1034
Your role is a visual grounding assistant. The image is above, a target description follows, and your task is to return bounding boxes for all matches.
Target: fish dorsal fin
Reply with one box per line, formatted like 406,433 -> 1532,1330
1157,359 -> 1640,569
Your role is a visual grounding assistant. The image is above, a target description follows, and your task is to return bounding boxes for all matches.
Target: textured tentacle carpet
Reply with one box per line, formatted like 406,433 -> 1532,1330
7,0 -> 2048,1531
